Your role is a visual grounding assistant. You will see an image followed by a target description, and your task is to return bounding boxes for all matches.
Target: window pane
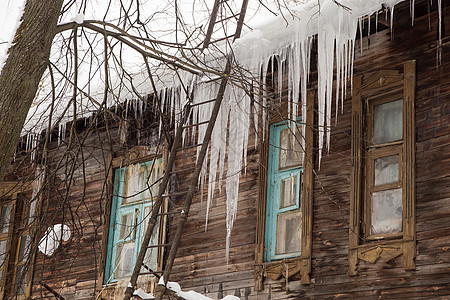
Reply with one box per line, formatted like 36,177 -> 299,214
142,206 -> 158,242
141,205 -> 160,273
143,161 -> 161,200
0,240 -> 7,280
0,204 -> 12,234
280,175 -> 298,209
14,264 -> 26,295
27,198 -> 38,226
371,188 -> 402,235
115,242 -> 135,278
276,210 -> 301,254
18,235 -> 31,263
373,99 -> 403,145
119,213 -> 134,240
374,155 -> 399,186
125,165 -> 145,204
279,127 -> 303,169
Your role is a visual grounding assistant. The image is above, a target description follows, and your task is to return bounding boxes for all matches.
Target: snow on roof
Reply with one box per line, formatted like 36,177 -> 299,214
0,0 -> 25,71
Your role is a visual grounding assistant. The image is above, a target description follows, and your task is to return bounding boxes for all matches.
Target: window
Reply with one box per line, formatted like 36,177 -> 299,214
0,200 -> 13,299
0,182 -> 35,299
255,92 -> 314,289
349,61 -> 416,274
265,122 -> 303,261
105,158 -> 164,283
365,98 -> 403,238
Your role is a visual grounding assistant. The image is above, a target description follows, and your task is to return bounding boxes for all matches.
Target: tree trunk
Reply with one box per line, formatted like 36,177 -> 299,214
0,0 -> 64,184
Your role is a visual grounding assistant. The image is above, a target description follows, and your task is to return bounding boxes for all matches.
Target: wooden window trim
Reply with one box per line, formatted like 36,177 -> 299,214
349,60 -> 416,275
0,181 -> 36,300
254,91 -> 314,290
364,144 -> 403,240
97,146 -> 169,296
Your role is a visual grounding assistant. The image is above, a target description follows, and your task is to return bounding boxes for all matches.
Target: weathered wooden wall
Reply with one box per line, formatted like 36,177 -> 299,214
30,128 -> 119,299
28,113 -> 161,299
10,1 -> 449,299
168,2 -> 450,299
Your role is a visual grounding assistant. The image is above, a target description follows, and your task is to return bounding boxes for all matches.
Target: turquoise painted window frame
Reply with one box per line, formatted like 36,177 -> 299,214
265,120 -> 303,262
105,158 -> 162,283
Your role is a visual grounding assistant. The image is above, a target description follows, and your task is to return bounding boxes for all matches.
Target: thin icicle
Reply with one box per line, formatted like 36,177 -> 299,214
437,0 -> 442,66
225,87 -> 245,263
390,6 -> 395,40
359,17 -> 363,55
376,11 -> 379,33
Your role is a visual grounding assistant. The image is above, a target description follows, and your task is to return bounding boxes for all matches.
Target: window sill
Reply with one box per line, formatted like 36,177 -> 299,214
255,256 -> 304,281
348,238 -> 414,267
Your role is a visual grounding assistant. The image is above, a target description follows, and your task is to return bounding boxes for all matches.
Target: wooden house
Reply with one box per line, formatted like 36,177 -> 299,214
0,0 -> 449,299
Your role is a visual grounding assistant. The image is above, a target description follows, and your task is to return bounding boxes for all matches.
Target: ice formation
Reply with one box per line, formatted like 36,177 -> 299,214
201,0 -> 407,259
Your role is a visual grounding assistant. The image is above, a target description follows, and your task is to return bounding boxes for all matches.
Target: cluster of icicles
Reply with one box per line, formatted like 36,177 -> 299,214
22,0 -> 442,260
175,0 -> 442,260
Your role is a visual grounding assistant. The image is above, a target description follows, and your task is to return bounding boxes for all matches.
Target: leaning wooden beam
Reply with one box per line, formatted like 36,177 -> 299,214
202,0 -> 222,50
122,104 -> 192,300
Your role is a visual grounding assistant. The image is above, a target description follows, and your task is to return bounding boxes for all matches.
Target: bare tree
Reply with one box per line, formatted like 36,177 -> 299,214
0,0 -> 64,184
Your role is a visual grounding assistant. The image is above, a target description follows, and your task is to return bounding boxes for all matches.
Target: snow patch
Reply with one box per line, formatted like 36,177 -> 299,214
72,13 -> 85,24
0,0 -> 26,73
222,296 -> 240,300
133,288 -> 155,299
38,224 -> 71,256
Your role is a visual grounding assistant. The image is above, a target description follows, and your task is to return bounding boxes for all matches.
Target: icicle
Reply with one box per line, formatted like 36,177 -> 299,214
428,0 -> 432,31
57,124 -> 61,146
437,0 -> 442,66
359,17 -> 363,55
217,95 -> 228,193
225,90 -> 245,263
205,103 -> 221,231
376,11 -> 379,33
390,6 -> 395,40
278,54 -> 283,103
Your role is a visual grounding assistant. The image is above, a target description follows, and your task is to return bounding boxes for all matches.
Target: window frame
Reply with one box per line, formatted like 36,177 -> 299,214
0,181 -> 35,300
105,159 -> 163,282
265,121 -> 303,262
254,91 -> 314,290
349,60 -> 416,275
98,146 -> 168,294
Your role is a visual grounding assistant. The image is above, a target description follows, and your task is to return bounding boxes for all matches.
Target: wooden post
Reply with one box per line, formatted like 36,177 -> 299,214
402,60 -> 416,270
349,76 -> 362,276
300,91 -> 315,285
